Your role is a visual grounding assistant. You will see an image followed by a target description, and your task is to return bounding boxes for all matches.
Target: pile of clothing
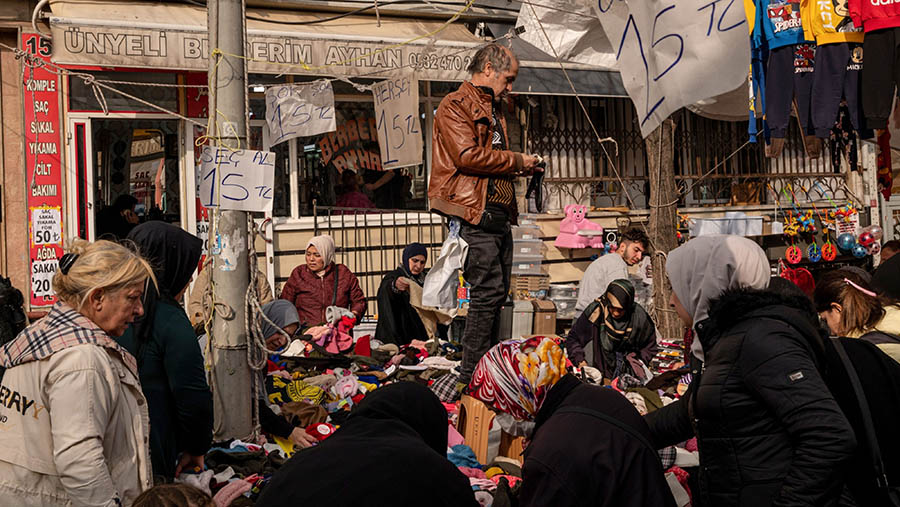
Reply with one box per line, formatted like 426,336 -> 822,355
199,332 -> 468,504
446,443 -> 523,506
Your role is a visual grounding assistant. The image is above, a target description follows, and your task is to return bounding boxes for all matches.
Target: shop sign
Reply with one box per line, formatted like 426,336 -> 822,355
22,32 -> 64,307
317,118 -> 383,173
51,22 -> 477,81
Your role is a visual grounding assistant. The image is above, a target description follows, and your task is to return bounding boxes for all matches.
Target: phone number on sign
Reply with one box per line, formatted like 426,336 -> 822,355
407,53 -> 473,72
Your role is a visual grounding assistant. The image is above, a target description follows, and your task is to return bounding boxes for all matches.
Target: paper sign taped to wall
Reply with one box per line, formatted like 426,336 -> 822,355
591,0 -> 750,137
372,74 -> 423,170
198,147 -> 275,212
266,80 -> 336,145
31,207 -> 62,246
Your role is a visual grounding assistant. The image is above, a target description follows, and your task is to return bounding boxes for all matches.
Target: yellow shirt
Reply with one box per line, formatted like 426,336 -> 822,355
800,0 -> 864,45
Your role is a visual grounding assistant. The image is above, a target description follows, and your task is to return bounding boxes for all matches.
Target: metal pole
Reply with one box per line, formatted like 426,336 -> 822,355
208,0 -> 252,440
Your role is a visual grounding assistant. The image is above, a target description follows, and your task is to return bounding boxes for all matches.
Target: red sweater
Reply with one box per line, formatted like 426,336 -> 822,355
849,0 -> 900,32
280,263 -> 366,326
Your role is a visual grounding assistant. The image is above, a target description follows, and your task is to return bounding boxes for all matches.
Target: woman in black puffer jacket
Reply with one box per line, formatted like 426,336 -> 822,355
646,235 -> 856,507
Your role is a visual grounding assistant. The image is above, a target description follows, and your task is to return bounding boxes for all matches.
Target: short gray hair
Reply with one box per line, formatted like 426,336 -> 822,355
467,44 -> 515,75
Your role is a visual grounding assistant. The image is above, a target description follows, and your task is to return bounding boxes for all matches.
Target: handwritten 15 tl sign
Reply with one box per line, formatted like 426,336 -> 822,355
592,0 -> 750,137
372,74 -> 423,170
265,80 -> 336,145
198,147 -> 276,213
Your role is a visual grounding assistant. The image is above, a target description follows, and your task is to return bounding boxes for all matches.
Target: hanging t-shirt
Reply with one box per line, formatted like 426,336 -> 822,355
755,0 -> 812,49
849,0 -> 900,32
801,0 -> 864,45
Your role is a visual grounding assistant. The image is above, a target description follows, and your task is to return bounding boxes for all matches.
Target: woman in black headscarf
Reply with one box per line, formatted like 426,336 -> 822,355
256,382 -> 477,507
566,279 -> 657,382
375,243 -> 429,345
118,222 -> 213,482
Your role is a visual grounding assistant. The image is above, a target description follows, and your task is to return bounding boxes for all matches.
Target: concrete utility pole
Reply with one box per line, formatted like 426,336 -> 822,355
208,0 -> 252,440
645,119 -> 681,342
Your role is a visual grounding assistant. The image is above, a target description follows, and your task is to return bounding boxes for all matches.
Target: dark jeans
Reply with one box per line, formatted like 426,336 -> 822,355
812,42 -> 863,138
458,220 -> 512,384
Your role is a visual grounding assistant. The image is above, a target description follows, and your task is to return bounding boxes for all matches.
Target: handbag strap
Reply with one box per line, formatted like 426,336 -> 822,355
830,337 -> 892,490
332,265 -> 340,307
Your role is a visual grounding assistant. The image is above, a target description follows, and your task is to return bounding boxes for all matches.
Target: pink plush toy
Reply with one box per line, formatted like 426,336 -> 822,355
555,204 -> 604,248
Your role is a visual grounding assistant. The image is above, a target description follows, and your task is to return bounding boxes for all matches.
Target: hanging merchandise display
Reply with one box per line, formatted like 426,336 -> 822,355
801,0 -> 867,140
850,0 -> 900,129
755,0 -> 816,157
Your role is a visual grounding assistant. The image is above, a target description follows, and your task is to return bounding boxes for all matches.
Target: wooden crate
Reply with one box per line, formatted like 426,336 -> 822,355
510,274 -> 550,300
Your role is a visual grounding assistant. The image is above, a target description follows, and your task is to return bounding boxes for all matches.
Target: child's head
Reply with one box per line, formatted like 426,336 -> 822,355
133,484 -> 215,507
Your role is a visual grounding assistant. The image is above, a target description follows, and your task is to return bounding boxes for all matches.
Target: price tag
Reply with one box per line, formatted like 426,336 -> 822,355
265,81 -> 336,145
592,0 -> 749,137
31,207 -> 61,246
31,259 -> 57,300
372,73 -> 423,170
198,147 -> 276,212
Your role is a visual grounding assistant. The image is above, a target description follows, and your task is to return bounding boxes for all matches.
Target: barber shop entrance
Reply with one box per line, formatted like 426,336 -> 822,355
66,115 -> 188,241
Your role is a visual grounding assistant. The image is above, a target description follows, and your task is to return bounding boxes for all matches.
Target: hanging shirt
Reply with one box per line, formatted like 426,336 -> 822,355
801,0 -> 864,45
754,0 -> 812,49
849,0 -> 900,32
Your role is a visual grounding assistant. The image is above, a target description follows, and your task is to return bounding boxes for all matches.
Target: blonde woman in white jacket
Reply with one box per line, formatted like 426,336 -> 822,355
0,239 -> 156,506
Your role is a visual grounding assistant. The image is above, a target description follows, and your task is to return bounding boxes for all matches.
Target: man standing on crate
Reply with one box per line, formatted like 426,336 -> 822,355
429,43 -> 541,396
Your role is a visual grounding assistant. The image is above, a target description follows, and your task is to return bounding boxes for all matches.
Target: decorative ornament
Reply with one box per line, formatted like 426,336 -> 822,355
786,245 -> 803,264
822,242 -> 838,261
807,243 -> 822,262
837,233 -> 857,252
852,243 -> 868,258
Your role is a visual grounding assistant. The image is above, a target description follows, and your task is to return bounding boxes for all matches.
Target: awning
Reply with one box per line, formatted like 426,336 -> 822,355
48,0 -> 484,81
488,22 -> 625,97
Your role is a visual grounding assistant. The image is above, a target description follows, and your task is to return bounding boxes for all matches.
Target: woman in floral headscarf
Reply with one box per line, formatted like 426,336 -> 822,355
469,337 -> 675,507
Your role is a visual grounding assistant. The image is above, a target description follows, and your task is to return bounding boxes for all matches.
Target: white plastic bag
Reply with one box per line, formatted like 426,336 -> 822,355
422,219 -> 469,308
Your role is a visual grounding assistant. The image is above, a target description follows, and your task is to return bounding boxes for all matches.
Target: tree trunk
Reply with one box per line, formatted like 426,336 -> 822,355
645,119 -> 681,342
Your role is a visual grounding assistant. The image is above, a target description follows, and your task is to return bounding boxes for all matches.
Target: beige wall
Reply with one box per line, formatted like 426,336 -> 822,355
1,30 -> 28,298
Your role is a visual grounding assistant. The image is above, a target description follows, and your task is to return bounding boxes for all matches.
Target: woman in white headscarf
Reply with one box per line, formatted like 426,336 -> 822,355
280,235 -> 366,327
646,235 -> 855,507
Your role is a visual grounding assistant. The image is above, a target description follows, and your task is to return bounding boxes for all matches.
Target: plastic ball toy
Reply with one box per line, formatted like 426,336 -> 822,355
807,243 -> 821,262
837,233 -> 856,252
868,242 -> 882,255
786,245 -> 803,264
822,242 -> 838,261
865,225 -> 884,241
852,243 -> 868,258
858,231 -> 875,247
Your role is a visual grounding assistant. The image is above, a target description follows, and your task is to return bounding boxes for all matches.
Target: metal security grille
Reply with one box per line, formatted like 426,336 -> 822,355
527,97 -> 849,210
312,205 -> 446,317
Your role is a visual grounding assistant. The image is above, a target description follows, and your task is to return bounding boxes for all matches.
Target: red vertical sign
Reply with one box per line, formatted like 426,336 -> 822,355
22,33 -> 64,307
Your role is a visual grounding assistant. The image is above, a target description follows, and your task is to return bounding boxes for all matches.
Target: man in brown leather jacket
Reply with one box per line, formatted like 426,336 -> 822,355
429,43 -> 540,393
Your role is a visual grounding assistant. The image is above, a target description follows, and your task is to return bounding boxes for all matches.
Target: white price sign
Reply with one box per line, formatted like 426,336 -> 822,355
31,207 -> 62,246
198,147 -> 276,212
592,0 -> 750,137
31,259 -> 57,300
372,74 -> 423,170
265,80 -> 336,146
